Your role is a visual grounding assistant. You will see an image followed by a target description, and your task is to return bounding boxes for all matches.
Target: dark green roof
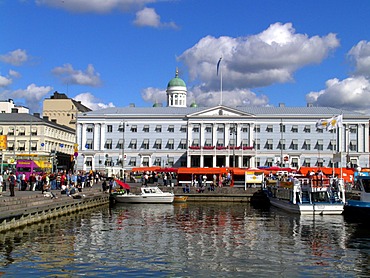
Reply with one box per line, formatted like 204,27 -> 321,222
167,69 -> 186,88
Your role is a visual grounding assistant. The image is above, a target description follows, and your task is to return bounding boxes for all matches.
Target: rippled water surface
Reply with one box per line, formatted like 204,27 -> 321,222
0,203 -> 369,277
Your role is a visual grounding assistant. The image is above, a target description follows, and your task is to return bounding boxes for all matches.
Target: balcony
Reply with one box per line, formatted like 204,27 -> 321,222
189,146 -> 201,150
216,146 -> 228,150
203,146 -> 215,150
242,146 -> 254,150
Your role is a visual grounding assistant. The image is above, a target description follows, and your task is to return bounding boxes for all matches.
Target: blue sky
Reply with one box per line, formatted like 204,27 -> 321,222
1,0 -> 370,114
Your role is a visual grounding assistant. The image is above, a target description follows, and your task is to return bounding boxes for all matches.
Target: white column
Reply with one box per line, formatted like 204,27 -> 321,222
100,124 -> 106,150
93,123 -> 99,150
81,123 -> 86,150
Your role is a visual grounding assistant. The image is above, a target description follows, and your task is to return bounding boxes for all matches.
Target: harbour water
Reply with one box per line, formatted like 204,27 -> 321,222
0,202 -> 369,277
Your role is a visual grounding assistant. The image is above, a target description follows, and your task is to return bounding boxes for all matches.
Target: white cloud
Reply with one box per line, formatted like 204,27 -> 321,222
12,83 -> 53,112
133,7 -> 177,28
0,74 -> 12,87
305,40 -> 370,113
52,64 -> 102,87
141,85 -> 269,108
141,87 -> 167,105
348,40 -> 370,78
74,92 -> 115,110
306,76 -> 370,113
35,0 -> 156,13
178,22 -> 339,90
0,49 -> 29,66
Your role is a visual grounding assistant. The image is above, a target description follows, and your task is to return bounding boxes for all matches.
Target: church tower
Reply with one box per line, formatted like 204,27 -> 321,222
166,68 -> 187,107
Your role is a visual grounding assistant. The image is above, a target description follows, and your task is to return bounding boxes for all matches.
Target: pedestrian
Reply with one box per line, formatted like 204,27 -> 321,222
0,173 -> 3,197
8,171 -> 16,197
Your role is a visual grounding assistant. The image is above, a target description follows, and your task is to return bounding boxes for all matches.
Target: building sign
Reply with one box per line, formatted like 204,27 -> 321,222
0,135 -> 7,151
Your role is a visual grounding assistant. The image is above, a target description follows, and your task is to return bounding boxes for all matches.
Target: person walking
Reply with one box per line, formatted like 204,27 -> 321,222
8,171 -> 16,197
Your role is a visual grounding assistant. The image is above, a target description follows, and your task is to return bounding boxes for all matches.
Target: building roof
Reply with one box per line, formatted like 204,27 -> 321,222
0,113 -> 75,132
81,105 -> 367,119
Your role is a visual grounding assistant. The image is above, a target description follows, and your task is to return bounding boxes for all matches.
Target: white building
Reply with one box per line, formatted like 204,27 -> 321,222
77,71 -> 370,176
0,99 -> 29,114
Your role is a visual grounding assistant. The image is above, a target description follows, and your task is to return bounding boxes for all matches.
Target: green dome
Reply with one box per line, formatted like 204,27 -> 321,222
167,69 -> 186,88
190,102 -> 198,108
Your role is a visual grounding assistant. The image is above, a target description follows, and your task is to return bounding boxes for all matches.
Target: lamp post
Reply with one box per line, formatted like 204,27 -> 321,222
121,121 -> 128,179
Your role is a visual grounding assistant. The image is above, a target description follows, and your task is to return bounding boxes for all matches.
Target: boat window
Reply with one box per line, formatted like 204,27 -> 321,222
362,179 -> 370,193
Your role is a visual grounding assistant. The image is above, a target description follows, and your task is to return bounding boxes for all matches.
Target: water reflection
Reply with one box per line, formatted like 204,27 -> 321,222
0,203 -> 368,277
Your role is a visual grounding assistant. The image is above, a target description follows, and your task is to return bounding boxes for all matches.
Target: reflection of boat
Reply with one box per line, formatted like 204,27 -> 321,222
112,187 -> 174,204
344,175 -> 370,217
266,177 -> 345,215
174,196 -> 188,203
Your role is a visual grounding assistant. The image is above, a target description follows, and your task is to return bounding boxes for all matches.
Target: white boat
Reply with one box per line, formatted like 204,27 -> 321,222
112,186 -> 174,204
345,174 -> 370,217
266,176 -> 345,215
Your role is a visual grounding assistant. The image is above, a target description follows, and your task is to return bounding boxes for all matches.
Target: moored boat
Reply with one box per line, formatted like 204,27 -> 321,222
344,175 -> 370,217
112,186 -> 174,204
265,175 -> 345,215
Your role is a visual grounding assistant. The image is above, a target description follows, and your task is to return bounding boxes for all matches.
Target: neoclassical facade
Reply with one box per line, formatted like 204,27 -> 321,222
76,72 -> 370,176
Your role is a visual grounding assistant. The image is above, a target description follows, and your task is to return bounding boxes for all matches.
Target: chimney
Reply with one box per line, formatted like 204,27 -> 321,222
278,103 -> 285,107
43,116 -> 49,121
33,112 -> 40,118
307,103 -> 313,107
129,103 -> 135,107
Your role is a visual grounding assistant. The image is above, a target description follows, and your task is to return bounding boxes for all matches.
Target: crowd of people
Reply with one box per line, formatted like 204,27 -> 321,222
0,169 -> 104,197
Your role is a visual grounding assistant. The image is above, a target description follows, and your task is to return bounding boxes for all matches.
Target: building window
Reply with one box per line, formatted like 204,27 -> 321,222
168,157 -> 174,167
19,128 -> 25,136
31,142 -> 37,151
304,158 -> 311,167
167,139 -> 174,150
254,139 -> 260,150
329,139 -> 336,151
180,125 -> 187,132
193,125 -> 200,133
317,158 -> 324,167
254,125 -> 260,133
266,158 -> 273,167
155,125 -> 162,132
192,139 -> 199,147
142,157 -> 149,167
316,128 -> 323,133
143,125 -> 149,132
155,139 -> 162,149
107,125 -> 113,132
350,140 -> 357,151
86,125 -> 93,132
350,125 -> 357,133
118,139 -> 124,149
280,124 -> 285,133
205,125 -> 212,133
242,125 -> 248,132
266,125 -> 273,132
217,124 -> 224,133
18,142 -> 25,151
179,139 -> 187,149
86,140 -> 93,149
105,158 -> 113,167
142,139 -> 149,150
291,125 -> 298,133
278,139 -> 285,150
131,125 -> 137,133
316,140 -> 323,151
291,140 -> 298,150
304,125 -> 311,133
130,139 -> 137,149
291,158 -> 298,168
205,139 -> 212,147
31,128 -> 37,136
266,139 -> 273,150
303,140 -> 311,150
105,139 -> 112,150
86,158 -> 92,167
168,125 -> 174,133
129,157 -> 136,166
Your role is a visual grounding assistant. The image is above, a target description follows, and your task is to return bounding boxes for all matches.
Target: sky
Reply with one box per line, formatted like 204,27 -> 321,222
1,0 -> 370,114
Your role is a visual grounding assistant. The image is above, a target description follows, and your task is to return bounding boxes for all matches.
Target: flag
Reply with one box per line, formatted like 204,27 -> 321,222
316,115 -> 343,130
315,118 -> 330,130
327,114 -> 343,131
217,57 -> 222,76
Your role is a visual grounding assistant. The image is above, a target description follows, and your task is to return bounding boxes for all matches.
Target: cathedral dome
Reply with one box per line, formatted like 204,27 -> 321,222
167,69 -> 186,88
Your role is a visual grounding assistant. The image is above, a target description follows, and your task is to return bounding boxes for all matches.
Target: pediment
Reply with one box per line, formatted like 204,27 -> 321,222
187,105 -> 255,118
